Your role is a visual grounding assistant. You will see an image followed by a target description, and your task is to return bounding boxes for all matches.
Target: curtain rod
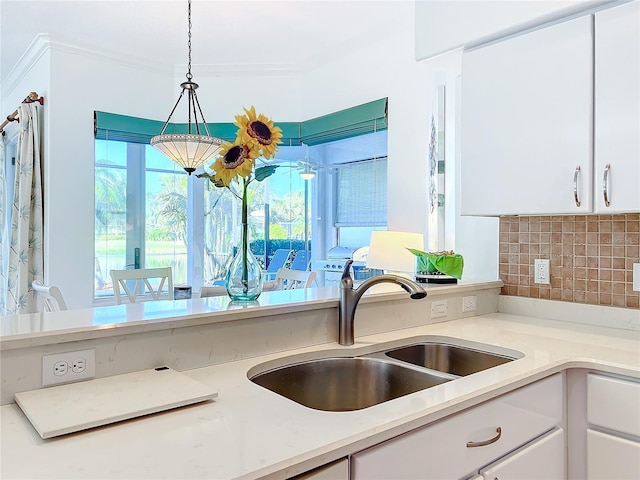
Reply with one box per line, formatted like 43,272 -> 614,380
0,92 -> 45,136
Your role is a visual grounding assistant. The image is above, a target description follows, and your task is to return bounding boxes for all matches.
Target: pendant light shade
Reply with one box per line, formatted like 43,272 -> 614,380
150,0 -> 223,174
151,131 -> 222,174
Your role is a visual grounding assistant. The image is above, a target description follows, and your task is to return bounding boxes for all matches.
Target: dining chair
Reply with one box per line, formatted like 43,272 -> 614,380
32,280 -> 68,312
110,267 -> 173,304
264,268 -> 317,291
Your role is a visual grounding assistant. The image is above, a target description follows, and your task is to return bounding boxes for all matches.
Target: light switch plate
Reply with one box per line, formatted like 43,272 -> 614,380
431,299 -> 448,319
633,263 -> 640,292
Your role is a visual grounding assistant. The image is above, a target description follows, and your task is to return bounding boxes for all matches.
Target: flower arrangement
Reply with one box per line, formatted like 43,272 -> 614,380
199,106 -> 283,300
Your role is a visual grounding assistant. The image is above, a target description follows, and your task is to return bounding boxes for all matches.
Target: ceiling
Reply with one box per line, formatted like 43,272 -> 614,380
1,0 -> 410,82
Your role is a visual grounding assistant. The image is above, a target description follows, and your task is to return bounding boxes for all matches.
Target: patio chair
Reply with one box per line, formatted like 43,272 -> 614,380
290,250 -> 310,271
264,249 -> 292,281
263,268 -> 317,291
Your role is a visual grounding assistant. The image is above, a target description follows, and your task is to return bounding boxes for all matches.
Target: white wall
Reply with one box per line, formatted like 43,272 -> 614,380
299,7 -> 432,238
193,70 -> 304,122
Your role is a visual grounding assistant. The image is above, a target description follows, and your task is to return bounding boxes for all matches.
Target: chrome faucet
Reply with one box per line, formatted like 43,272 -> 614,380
338,260 -> 427,346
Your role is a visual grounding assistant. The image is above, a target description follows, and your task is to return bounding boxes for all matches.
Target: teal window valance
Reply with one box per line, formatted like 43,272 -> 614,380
301,98 -> 388,146
94,98 -> 387,147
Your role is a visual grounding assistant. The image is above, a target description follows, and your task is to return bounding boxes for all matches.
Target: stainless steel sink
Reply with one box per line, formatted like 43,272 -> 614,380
250,357 -> 450,411
385,342 -> 515,376
250,339 -> 520,412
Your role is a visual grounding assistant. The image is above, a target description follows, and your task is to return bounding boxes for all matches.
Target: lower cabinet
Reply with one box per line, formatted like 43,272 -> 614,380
587,429 -> 640,480
351,374 -> 564,480
476,428 -> 564,480
586,373 -> 640,480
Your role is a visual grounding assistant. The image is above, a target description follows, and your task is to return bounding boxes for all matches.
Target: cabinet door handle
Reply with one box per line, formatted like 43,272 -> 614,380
466,427 -> 502,448
573,165 -> 581,207
603,163 -> 611,207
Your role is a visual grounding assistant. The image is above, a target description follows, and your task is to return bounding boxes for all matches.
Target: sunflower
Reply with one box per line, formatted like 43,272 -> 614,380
235,106 -> 283,159
211,142 -> 258,186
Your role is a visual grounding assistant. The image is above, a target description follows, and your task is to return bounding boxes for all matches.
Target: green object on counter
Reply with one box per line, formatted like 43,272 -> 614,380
408,248 -> 464,279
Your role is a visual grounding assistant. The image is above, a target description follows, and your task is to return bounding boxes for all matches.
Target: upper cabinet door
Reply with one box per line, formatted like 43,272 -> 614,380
594,1 -> 640,213
461,15 -> 593,216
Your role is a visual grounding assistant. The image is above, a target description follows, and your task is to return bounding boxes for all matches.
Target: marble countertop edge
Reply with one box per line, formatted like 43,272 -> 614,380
0,281 -> 503,350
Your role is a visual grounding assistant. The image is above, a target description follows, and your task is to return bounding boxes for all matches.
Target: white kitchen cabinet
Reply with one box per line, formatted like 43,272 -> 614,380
460,15 -> 593,216
594,1 -> 640,212
587,430 -> 640,480
585,373 -> 640,480
351,373 -> 563,480
479,428 -> 565,479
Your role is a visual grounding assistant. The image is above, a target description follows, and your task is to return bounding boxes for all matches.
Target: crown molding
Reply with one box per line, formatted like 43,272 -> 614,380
1,34 -> 51,97
48,38 -> 173,77
2,34 -> 173,97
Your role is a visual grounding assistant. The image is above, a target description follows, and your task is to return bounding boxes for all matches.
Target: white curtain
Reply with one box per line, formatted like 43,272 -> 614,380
2,103 -> 44,315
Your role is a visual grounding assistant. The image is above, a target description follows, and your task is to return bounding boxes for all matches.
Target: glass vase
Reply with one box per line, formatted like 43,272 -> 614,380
225,221 -> 263,302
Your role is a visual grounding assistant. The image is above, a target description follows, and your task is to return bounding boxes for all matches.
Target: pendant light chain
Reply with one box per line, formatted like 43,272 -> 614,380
186,0 -> 192,81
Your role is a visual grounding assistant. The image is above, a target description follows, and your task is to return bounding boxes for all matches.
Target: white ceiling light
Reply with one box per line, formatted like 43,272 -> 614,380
299,163 -> 316,181
150,0 -> 223,175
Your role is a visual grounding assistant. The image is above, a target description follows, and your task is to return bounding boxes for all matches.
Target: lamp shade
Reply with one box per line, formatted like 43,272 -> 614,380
366,231 -> 424,274
151,133 -> 223,174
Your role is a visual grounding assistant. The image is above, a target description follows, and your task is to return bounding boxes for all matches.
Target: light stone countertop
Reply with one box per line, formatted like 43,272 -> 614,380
1,311 -> 639,479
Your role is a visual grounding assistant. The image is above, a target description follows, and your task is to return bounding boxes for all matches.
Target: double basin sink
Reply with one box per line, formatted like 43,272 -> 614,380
249,340 -> 522,412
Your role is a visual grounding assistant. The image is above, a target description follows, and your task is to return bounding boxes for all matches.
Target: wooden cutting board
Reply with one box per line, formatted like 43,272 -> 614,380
15,367 -> 218,439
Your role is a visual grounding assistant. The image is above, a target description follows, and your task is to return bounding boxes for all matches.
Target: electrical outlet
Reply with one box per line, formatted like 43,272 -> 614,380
633,263 -> 640,292
42,349 -> 95,386
431,299 -> 448,319
53,361 -> 68,376
462,295 -> 477,313
534,259 -> 550,284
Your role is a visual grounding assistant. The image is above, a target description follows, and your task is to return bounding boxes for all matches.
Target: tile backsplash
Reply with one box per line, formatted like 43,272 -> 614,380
499,214 -> 640,309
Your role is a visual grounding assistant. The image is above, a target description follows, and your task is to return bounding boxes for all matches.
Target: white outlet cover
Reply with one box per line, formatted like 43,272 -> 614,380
633,263 -> 640,292
534,259 -> 550,284
42,349 -> 95,387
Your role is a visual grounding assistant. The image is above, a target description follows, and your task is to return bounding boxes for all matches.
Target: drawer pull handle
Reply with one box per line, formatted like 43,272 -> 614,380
466,427 -> 502,448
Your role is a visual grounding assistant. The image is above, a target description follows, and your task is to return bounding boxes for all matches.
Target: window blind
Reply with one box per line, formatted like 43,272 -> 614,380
335,158 -> 387,226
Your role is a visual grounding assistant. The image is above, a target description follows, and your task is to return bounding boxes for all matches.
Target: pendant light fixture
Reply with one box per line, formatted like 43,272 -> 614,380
150,0 -> 223,175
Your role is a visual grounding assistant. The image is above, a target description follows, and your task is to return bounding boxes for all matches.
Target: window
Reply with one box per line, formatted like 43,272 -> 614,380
95,138 -> 312,298
94,140 -> 189,297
